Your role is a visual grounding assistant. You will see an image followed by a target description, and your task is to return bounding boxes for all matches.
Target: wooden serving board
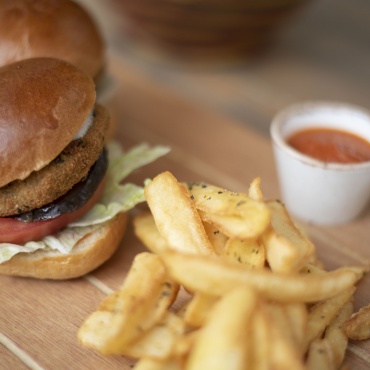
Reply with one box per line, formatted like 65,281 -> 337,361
1,54 -> 370,369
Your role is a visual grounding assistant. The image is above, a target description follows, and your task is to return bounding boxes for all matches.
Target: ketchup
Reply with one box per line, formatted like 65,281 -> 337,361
287,128 -> 370,164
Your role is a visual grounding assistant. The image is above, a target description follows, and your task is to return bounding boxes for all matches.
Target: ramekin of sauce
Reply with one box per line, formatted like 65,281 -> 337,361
270,102 -> 370,225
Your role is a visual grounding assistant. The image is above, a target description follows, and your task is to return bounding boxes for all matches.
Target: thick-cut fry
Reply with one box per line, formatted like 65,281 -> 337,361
248,177 -> 264,202
344,303 -> 370,340
301,263 -> 326,274
145,172 -> 214,255
202,221 -> 228,255
173,330 -> 198,357
301,263 -> 366,281
250,302 -> 305,369
303,287 -> 355,352
161,251 -> 359,303
306,339 -> 332,370
134,212 -> 168,254
78,311 -> 114,351
78,252 -> 179,354
266,302 -> 307,356
307,300 -> 352,370
186,182 -> 271,239
267,309 -> 305,370
249,306 -> 271,370
186,287 -> 257,370
263,200 -> 315,273
186,182 -> 268,218
134,357 -> 184,370
199,210 -> 267,240
125,312 -> 185,360
224,238 -> 265,269
325,301 -> 353,369
283,302 -> 308,355
184,292 -> 218,328
79,171 -> 367,370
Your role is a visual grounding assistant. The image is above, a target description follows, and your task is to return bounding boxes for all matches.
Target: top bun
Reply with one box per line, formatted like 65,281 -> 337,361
0,0 -> 104,80
0,57 -> 96,188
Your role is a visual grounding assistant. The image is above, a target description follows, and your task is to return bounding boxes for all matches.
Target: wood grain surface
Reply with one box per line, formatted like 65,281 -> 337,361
2,0 -> 370,367
1,53 -> 369,369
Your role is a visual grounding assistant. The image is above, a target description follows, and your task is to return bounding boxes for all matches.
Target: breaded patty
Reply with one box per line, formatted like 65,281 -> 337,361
0,105 -> 109,217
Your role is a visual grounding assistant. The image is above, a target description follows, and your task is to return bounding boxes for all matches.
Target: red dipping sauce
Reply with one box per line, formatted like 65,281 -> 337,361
287,128 -> 370,164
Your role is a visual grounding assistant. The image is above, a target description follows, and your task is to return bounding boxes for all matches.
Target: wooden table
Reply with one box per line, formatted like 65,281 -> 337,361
0,53 -> 369,369
2,0 -> 370,368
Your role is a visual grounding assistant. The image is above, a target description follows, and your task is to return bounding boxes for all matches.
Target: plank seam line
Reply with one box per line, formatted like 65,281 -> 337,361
348,343 -> 370,363
306,226 -> 369,265
84,274 -> 114,295
0,333 -> 45,370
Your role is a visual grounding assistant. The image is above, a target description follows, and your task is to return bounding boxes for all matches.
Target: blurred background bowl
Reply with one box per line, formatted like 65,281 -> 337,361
107,0 -> 309,63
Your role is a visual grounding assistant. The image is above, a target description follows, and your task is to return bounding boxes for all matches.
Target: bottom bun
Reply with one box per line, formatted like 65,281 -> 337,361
0,212 -> 128,280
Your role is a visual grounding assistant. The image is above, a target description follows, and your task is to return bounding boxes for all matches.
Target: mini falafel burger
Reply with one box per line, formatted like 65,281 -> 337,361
0,57 -> 169,279
0,0 -> 121,138
0,0 -> 104,82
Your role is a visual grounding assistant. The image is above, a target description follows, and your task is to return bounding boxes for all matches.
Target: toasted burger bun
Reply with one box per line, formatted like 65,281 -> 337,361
0,57 -> 96,188
0,0 -> 104,80
0,213 -> 128,280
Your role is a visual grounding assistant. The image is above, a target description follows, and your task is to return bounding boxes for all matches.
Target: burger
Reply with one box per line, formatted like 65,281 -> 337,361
0,0 -> 104,82
0,57 -> 169,280
0,0 -> 121,137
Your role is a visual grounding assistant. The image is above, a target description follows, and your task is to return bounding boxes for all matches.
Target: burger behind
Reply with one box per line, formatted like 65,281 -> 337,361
0,0 -> 105,81
0,0 -> 121,139
0,57 -> 169,279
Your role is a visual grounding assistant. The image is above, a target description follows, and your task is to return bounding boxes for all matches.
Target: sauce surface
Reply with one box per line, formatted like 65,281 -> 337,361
287,128 -> 370,164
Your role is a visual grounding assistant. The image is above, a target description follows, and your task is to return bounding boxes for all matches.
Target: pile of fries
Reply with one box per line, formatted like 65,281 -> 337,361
78,171 -> 368,369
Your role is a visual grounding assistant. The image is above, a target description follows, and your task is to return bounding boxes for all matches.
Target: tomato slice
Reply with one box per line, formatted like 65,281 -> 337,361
0,180 -> 105,245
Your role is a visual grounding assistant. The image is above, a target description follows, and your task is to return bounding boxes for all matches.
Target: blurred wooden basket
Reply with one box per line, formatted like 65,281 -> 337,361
109,0 -> 308,62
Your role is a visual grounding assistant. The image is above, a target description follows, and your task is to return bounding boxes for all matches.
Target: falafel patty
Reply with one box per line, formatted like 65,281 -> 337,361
0,104 -> 109,217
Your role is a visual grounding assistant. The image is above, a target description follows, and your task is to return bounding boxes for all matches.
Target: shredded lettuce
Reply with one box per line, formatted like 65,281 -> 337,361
0,142 -> 170,263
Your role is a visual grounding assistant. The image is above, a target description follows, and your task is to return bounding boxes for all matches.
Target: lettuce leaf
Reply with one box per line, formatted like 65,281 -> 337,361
0,142 -> 170,263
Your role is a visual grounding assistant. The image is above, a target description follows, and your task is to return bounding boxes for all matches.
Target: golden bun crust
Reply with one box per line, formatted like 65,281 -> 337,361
0,0 -> 104,79
0,212 -> 128,280
0,57 -> 96,188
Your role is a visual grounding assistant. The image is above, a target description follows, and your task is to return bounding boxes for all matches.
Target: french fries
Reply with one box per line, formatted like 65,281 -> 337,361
135,357 -> 184,370
202,221 -> 228,255
186,181 -> 270,239
249,306 -> 271,370
344,303 -> 370,340
127,312 -> 185,360
303,287 -> 355,353
183,292 -> 218,328
145,172 -> 214,255
161,251 -> 358,303
78,171 -> 366,369
133,212 -> 168,254
263,200 -> 315,273
306,301 -> 353,370
186,287 -> 257,370
325,301 -> 353,369
266,302 -> 307,356
248,176 -> 264,202
223,237 -> 265,269
78,252 -> 179,355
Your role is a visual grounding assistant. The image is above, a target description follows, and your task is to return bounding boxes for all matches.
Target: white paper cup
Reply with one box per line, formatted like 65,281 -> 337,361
270,101 -> 370,225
